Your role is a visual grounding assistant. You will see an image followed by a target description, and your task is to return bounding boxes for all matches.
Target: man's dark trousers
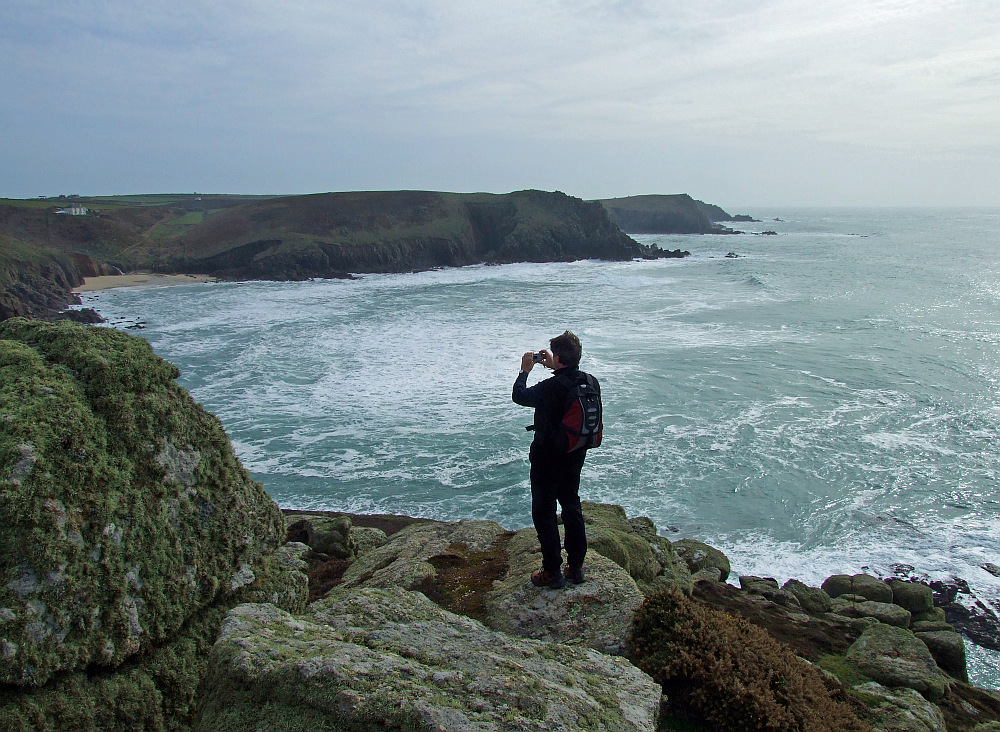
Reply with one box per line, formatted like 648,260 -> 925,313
530,444 -> 587,574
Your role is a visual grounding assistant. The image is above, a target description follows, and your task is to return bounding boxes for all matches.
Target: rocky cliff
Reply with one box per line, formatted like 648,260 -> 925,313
0,235 -> 112,321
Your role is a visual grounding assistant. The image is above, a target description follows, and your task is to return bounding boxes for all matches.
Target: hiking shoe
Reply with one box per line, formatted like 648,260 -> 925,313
531,568 -> 566,589
563,565 -> 585,584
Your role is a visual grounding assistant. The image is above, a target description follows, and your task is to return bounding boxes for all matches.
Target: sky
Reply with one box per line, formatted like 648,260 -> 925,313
2,1 -> 999,207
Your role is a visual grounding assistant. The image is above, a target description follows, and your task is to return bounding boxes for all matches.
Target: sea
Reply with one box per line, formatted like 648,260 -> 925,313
78,207 -> 1000,688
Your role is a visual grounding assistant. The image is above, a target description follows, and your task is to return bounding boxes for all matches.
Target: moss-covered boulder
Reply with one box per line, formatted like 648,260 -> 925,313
339,519 -> 506,592
194,589 -> 662,732
848,682 -> 946,732
782,579 -> 833,614
0,319 -> 284,687
832,598 -> 912,628
845,624 -> 951,701
581,502 -> 693,595
915,630 -> 968,682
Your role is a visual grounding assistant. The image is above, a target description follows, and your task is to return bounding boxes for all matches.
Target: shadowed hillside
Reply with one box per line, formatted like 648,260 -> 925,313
153,190 -> 674,280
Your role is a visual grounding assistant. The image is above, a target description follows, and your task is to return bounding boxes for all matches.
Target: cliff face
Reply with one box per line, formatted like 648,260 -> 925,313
0,235 -> 112,320
597,194 -> 735,234
163,190 -> 656,280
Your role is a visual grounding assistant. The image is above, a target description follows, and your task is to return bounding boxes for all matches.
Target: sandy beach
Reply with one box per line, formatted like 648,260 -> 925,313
73,273 -> 217,292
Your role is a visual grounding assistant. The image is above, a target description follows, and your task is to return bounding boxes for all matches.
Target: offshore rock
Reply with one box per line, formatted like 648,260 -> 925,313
0,320 -> 284,687
845,624 -> 951,701
849,682 -> 946,732
484,527 -> 646,656
929,577 -> 1000,652
194,589 -> 662,732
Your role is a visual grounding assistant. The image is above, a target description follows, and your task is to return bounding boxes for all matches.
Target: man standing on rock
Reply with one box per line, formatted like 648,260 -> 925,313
512,331 -> 601,589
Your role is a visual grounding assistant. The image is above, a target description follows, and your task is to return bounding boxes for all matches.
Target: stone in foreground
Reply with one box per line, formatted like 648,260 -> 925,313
195,588 -> 661,732
484,527 -> 646,656
849,682 -> 946,732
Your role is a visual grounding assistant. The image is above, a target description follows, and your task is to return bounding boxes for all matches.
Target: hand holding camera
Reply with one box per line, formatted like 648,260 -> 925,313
521,349 -> 553,372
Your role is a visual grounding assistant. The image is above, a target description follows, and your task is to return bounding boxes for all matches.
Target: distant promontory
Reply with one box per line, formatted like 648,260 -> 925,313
0,189 -> 738,320
596,193 -> 756,234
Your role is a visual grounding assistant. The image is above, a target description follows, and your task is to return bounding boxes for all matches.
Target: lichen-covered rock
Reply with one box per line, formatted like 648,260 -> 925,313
351,525 -> 389,556
194,589 -> 662,732
832,598 -> 912,628
340,519 -> 505,591
484,527 -> 645,656
849,682 -> 946,732
0,320 -> 284,687
889,580 -> 935,615
911,620 -> 953,633
915,630 -> 968,682
845,624 -> 951,701
740,575 -> 780,592
782,579 -> 833,614
737,576 -> 804,610
673,538 -> 731,582
823,573 -> 893,603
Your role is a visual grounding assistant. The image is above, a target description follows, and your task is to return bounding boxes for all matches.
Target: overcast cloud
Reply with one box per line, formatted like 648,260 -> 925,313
2,1 -> 999,205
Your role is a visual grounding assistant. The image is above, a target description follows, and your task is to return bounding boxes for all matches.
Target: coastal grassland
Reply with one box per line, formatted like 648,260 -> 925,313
149,211 -> 206,241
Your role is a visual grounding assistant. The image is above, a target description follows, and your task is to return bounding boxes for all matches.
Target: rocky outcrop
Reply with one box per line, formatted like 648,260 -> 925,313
194,588 -> 662,732
483,526 -> 646,656
674,538 -> 732,582
849,682 -> 947,732
0,321 -> 307,729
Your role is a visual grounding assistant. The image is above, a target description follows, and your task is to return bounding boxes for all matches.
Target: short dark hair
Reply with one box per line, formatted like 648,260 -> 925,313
550,330 -> 582,368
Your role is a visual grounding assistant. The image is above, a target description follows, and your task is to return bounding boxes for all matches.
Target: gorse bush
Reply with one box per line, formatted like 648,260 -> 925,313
630,587 -> 869,732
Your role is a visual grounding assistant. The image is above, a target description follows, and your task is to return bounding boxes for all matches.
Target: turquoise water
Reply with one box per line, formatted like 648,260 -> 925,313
81,208 -> 1000,686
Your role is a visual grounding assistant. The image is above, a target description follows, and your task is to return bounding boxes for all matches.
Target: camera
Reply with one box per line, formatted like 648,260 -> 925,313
533,352 -> 545,363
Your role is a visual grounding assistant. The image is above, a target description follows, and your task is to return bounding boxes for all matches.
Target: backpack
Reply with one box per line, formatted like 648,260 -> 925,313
554,372 -> 603,452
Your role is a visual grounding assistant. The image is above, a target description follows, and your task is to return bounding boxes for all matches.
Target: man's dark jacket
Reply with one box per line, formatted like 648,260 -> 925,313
512,366 -> 598,454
